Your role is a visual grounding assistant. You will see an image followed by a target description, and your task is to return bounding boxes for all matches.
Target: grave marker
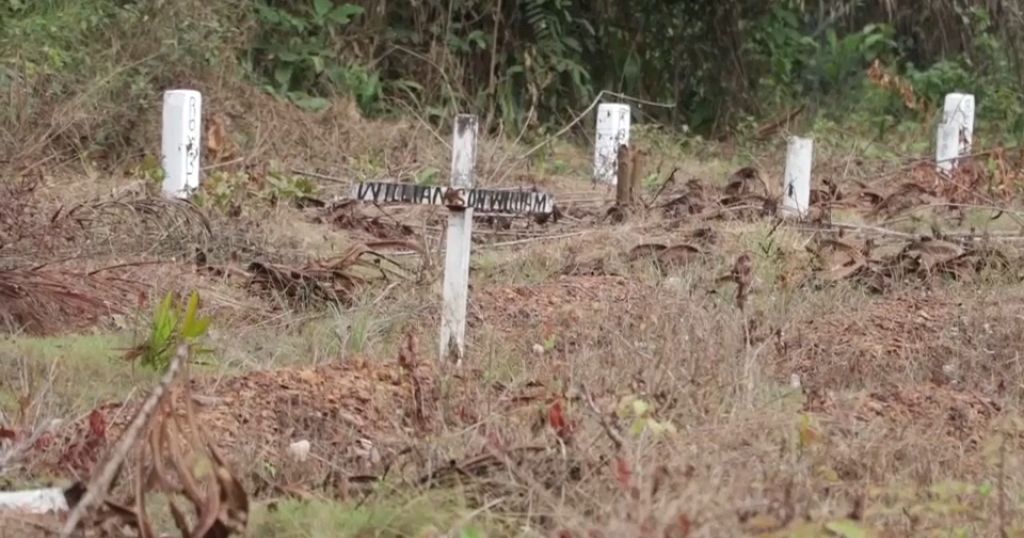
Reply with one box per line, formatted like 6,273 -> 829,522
161,89 -> 203,199
440,114 -> 477,365
350,182 -> 554,215
593,103 -> 631,185
350,114 -> 555,364
935,92 -> 974,174
0,487 -> 68,514
780,136 -> 813,219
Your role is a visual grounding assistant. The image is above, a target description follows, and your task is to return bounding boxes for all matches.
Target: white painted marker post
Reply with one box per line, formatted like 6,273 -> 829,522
593,103 -> 631,185
935,93 -> 975,174
161,89 -> 203,199
780,136 -> 813,219
0,487 -> 69,514
439,114 -> 478,364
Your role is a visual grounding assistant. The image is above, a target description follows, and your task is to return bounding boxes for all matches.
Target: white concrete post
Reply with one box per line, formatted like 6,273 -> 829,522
439,114 -> 478,364
935,93 -> 974,174
0,488 -> 69,514
593,103 -> 631,185
161,89 -> 202,199
781,136 -> 813,219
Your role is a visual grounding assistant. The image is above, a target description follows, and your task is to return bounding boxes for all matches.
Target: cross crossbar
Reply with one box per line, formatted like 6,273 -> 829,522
351,181 -> 554,215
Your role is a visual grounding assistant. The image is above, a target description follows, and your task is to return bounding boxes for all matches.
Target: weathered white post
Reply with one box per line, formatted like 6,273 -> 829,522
161,89 -> 202,199
935,92 -> 975,174
780,136 -> 813,219
0,487 -> 68,514
439,114 -> 478,364
593,103 -> 631,185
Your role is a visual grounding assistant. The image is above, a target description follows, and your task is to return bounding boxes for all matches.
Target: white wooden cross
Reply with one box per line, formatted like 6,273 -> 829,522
350,114 -> 555,364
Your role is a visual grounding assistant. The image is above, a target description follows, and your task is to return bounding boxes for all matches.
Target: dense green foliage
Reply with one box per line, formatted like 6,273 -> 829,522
239,0 -> 1024,136
3,0 -> 1024,161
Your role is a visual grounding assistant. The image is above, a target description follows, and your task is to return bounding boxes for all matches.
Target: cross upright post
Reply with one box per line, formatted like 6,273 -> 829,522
439,114 -> 478,365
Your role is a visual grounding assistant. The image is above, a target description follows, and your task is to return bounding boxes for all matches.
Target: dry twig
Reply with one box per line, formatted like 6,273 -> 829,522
59,344 -> 189,537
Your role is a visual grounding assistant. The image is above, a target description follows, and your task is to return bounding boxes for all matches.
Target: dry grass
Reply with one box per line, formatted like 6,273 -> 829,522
5,98 -> 1024,538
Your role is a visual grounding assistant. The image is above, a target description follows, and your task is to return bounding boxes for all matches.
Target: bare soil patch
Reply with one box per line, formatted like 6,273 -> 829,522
784,292 -> 959,381
469,275 -> 653,345
806,382 -> 1002,450
37,355 -> 436,490
781,290 -> 1024,391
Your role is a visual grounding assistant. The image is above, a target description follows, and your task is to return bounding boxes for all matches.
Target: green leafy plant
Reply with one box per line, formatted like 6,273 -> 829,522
415,167 -> 441,186
458,527 -> 486,538
264,172 -> 317,203
746,3 -> 819,106
615,396 -> 676,436
127,291 -> 211,373
194,169 -> 319,212
194,170 -> 249,211
131,154 -> 165,188
248,0 -> 375,112
797,413 -> 821,451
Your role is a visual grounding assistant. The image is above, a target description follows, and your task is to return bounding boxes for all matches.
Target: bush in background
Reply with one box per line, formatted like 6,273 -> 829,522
4,0 -> 1024,170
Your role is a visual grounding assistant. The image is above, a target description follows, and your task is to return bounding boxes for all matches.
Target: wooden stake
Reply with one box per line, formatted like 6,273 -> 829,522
629,148 -> 645,206
615,144 -> 633,206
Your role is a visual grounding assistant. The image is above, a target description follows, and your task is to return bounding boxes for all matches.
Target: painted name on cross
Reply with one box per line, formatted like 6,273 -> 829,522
351,181 -> 554,215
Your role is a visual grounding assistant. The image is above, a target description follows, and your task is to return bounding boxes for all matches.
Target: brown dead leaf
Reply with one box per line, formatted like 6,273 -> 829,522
205,113 -> 238,164
657,244 -> 705,270
717,252 -> 753,310
809,238 -> 868,282
628,243 -> 667,260
867,59 -> 921,111
724,167 -> 765,196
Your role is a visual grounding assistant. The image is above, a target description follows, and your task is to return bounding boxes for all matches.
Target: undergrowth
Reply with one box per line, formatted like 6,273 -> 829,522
6,0 -> 1024,174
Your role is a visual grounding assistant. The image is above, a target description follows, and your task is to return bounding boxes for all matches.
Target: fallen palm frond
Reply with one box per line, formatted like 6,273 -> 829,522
655,174 -> 777,222
627,243 -> 706,273
809,235 -> 1021,292
244,241 -> 417,307
58,345 -> 187,537
0,267 -> 140,335
3,189 -> 213,266
58,344 -> 248,538
806,238 -> 870,282
135,386 -> 248,538
59,195 -> 212,254
320,199 -> 416,241
0,176 -> 81,266
63,196 -> 211,235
